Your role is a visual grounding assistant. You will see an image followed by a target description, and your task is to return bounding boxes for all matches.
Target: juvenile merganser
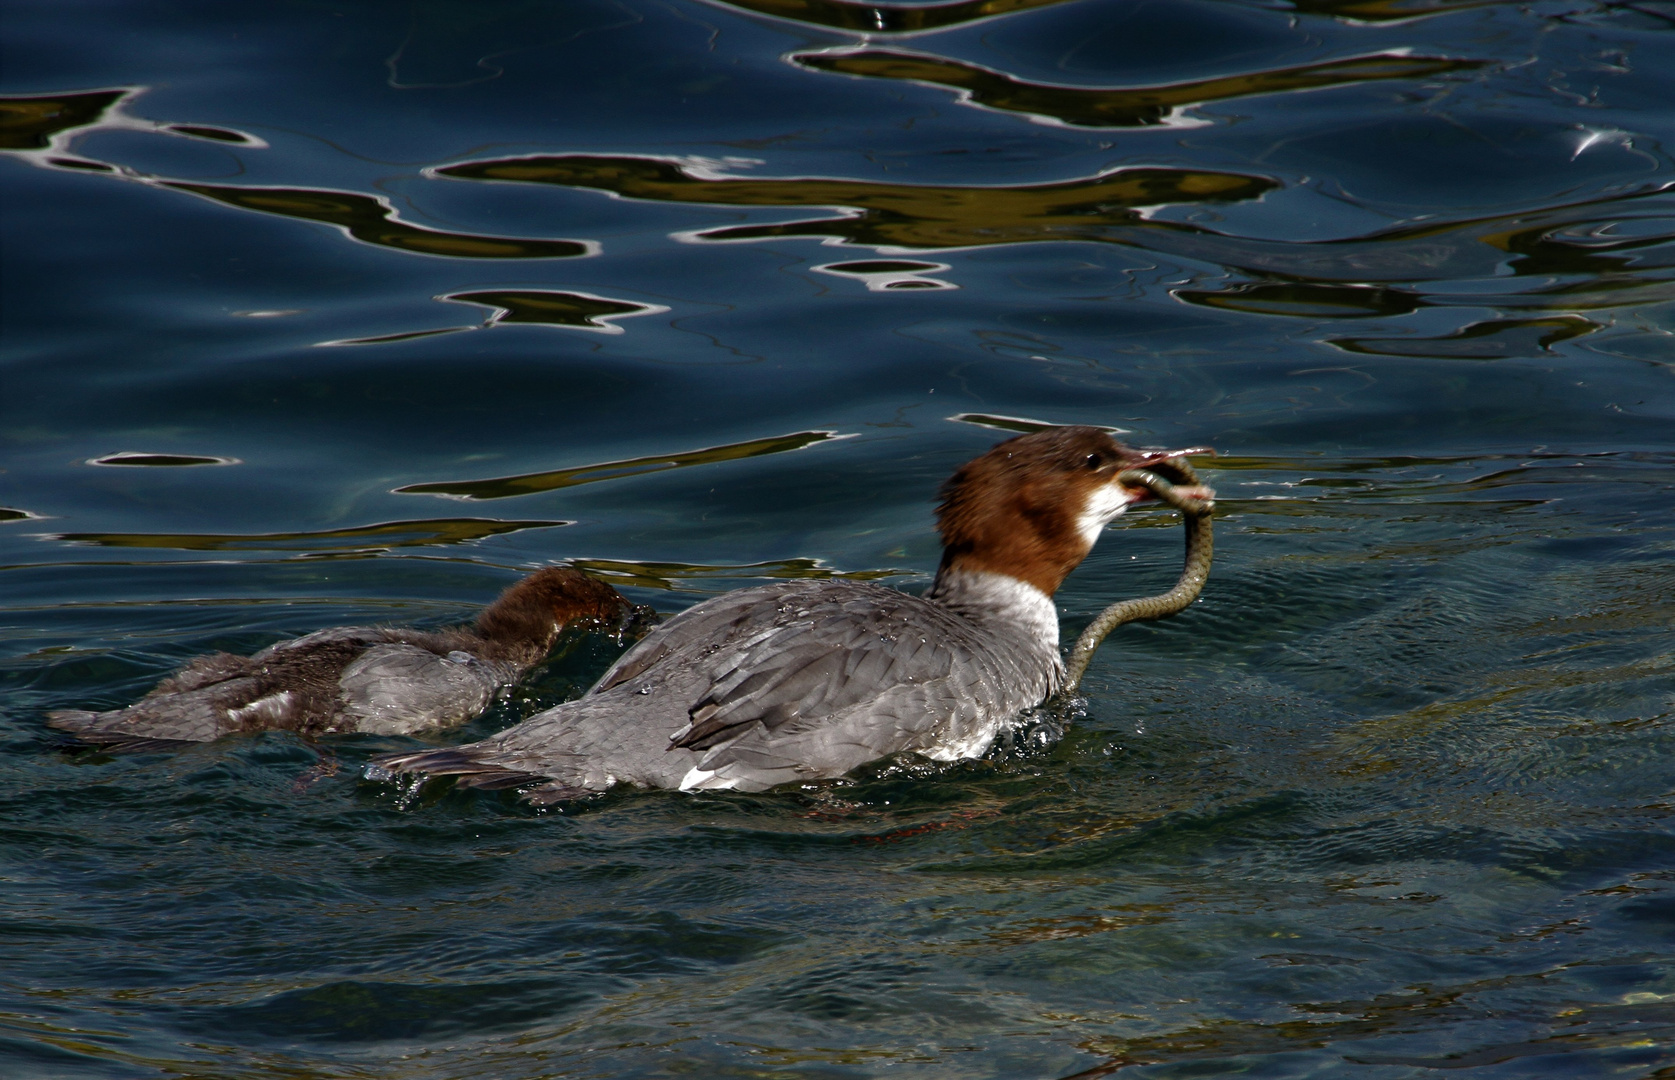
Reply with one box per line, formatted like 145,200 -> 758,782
48,567 -> 646,750
372,427 -> 1213,802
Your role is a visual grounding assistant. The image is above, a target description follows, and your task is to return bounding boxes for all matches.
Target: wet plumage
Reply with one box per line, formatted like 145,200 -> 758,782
373,427 -> 1213,801
48,567 -> 645,749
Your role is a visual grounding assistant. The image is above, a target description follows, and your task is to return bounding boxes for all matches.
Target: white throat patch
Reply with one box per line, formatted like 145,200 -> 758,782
1075,480 -> 1134,547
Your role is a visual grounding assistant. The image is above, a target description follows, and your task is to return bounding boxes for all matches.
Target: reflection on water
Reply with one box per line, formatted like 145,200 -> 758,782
0,88 -> 128,151
320,289 -> 670,346
793,48 -> 1485,128
569,556 -> 904,591
1331,314 -> 1603,358
814,259 -> 956,290
396,430 -> 847,500
318,326 -> 474,347
0,87 -> 263,169
163,123 -> 258,145
447,288 -> 670,332
2,88 -> 597,260
161,182 -> 597,259
438,154 -> 1278,250
86,451 -> 240,467
47,518 -> 569,554
1176,280 -> 1424,318
948,412 -> 1124,435
1137,185 -> 1674,320
713,0 -> 1512,32
1288,0 -> 1507,21
5,0 -> 1674,1076
705,0 -> 1077,34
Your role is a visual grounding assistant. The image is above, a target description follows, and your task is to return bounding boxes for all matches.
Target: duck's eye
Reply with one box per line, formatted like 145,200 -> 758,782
1084,453 -> 1106,470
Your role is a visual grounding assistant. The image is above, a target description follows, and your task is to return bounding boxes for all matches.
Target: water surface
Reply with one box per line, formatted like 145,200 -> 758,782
2,0 -> 1672,1076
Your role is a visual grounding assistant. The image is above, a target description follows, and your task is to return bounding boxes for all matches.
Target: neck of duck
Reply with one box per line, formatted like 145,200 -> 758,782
473,620 -> 559,668
925,562 -> 1061,657
473,600 -> 562,668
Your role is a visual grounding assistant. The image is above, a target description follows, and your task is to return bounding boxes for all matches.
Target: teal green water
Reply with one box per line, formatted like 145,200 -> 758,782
2,1 -> 1672,1076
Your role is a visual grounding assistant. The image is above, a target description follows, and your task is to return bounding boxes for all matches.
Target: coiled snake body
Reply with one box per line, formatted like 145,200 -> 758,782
1062,459 -> 1214,693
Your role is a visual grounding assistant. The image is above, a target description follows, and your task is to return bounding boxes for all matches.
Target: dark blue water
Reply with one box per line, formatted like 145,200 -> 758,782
3,1 -> 1673,1076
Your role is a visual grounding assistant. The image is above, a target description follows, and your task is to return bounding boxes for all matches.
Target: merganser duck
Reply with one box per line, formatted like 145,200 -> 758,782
371,427 -> 1214,803
48,567 -> 646,750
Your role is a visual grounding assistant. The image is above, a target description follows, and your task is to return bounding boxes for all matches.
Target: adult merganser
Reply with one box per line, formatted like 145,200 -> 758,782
48,567 -> 646,750
372,427 -> 1214,802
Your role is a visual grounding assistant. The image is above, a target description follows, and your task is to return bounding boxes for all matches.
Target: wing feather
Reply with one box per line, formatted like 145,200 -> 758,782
665,584 -> 962,752
374,578 -> 1059,800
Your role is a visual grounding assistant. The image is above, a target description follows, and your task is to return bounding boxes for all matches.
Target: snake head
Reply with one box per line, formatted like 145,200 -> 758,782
1121,447 -> 1216,512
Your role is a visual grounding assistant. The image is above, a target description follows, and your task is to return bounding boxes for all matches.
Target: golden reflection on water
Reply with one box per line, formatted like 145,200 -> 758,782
1477,202 -> 1675,297
447,288 -> 669,333
435,154 -> 1277,251
160,182 -> 596,259
395,430 -> 847,500
1330,314 -> 1602,358
46,517 -> 567,553
162,123 -> 257,144
320,288 -> 668,346
0,89 -> 128,151
0,87 -> 261,172
2,90 -> 597,263
793,49 -> 1484,128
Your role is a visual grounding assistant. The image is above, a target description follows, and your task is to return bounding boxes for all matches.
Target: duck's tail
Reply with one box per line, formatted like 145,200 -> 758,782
368,744 -> 589,805
46,710 -> 197,754
369,744 -> 536,789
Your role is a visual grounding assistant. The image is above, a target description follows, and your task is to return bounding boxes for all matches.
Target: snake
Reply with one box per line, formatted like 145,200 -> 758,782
1061,458 -> 1214,694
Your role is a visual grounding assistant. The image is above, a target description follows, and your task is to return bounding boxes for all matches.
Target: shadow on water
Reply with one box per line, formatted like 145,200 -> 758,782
1059,978 -> 1675,1078
171,911 -> 781,1041
177,977 -> 598,1042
